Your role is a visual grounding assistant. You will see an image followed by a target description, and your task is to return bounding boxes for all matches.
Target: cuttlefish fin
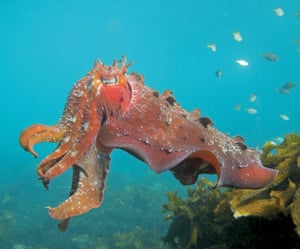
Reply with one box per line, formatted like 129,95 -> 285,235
171,150 -> 277,189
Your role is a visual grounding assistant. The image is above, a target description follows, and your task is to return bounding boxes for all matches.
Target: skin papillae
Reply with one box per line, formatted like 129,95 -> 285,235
19,56 -> 277,231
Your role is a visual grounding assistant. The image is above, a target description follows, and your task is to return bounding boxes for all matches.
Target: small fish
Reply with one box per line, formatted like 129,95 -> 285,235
274,7 -> 284,17
249,93 -> 258,102
232,32 -> 243,42
235,103 -> 241,111
215,69 -> 222,79
282,82 -> 296,90
296,12 -> 300,17
276,82 -> 296,94
277,89 -> 290,94
260,52 -> 279,62
236,59 -> 249,66
272,137 -> 284,145
279,114 -> 290,121
245,108 -> 258,114
207,43 -> 217,52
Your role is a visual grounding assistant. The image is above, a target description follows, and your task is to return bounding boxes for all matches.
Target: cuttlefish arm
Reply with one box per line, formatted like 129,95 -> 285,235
19,57 -> 131,229
19,124 -> 65,158
49,143 -> 111,232
19,69 -> 102,188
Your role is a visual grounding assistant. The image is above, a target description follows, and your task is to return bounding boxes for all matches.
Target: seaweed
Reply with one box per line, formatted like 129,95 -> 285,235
162,178 -> 230,249
0,210 -> 16,242
111,226 -> 165,249
223,133 -> 300,224
162,133 -> 300,249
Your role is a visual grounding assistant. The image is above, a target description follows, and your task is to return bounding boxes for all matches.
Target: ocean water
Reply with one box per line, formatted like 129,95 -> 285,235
0,0 -> 299,248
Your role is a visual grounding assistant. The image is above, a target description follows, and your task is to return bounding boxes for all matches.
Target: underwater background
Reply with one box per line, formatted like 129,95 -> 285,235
1,0 -> 299,248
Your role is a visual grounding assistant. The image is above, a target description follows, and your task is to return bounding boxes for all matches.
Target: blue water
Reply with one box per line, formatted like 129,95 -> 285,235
1,0 -> 299,248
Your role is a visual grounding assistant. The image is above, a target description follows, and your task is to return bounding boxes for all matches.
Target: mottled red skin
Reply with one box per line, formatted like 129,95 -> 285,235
19,56 -> 277,231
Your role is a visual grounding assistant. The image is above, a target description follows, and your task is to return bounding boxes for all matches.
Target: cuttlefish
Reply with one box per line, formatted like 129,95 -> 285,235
19,56 -> 277,231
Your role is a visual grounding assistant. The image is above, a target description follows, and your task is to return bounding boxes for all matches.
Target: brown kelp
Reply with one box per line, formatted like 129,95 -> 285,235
162,178 -> 229,249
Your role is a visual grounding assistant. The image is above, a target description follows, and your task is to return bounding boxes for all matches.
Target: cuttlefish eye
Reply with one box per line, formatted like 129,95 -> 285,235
101,75 -> 119,85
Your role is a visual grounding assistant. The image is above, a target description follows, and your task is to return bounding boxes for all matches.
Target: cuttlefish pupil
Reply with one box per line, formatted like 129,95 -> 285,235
101,76 -> 118,85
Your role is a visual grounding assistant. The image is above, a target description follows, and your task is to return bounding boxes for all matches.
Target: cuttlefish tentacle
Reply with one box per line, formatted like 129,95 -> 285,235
39,91 -> 101,183
47,143 -> 111,226
18,76 -> 94,158
38,80 -> 102,180
95,55 -> 132,76
35,78 -> 93,179
20,71 -> 103,188
19,124 -> 65,158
